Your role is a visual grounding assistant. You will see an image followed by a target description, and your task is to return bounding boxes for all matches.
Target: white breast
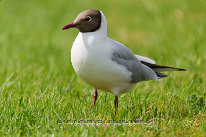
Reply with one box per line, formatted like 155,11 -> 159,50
71,33 -> 133,95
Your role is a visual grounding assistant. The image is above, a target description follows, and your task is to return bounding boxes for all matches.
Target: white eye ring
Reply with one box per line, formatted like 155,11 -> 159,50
85,16 -> 92,22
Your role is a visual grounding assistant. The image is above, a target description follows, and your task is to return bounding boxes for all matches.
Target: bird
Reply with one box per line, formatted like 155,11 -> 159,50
62,9 -> 185,115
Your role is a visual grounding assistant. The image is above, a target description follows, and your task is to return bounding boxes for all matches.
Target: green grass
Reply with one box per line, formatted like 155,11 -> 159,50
0,0 -> 206,136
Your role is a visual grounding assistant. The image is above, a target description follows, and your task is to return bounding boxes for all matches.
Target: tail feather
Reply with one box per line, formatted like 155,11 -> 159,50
155,72 -> 168,79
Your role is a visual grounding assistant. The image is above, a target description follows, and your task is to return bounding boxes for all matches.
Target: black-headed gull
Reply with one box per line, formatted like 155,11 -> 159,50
62,9 -> 185,115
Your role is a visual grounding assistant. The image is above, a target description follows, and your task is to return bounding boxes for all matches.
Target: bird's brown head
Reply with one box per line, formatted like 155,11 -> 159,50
62,9 -> 102,33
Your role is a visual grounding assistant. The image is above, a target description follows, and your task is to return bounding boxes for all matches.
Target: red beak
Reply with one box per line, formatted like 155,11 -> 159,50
62,23 -> 76,30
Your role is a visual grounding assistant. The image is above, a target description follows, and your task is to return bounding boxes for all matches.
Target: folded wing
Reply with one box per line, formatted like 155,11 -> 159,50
110,39 -> 158,83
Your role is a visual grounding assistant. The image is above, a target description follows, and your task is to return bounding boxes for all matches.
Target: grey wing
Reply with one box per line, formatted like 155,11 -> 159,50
110,39 -> 158,83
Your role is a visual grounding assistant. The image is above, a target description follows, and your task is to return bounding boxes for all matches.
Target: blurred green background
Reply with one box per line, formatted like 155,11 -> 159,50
0,0 -> 205,136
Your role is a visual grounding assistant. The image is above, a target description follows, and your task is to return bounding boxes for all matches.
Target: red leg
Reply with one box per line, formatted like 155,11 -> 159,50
93,89 -> 98,108
114,96 -> 118,115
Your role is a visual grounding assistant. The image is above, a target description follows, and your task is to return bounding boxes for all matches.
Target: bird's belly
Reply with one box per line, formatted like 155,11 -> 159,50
79,64 -> 132,93
71,47 -> 132,93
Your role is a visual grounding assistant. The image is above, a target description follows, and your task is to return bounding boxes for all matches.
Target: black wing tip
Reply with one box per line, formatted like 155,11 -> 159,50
178,68 -> 186,71
141,61 -> 186,71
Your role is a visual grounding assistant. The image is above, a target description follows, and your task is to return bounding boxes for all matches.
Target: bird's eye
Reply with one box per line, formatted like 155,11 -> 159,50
85,16 -> 92,22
